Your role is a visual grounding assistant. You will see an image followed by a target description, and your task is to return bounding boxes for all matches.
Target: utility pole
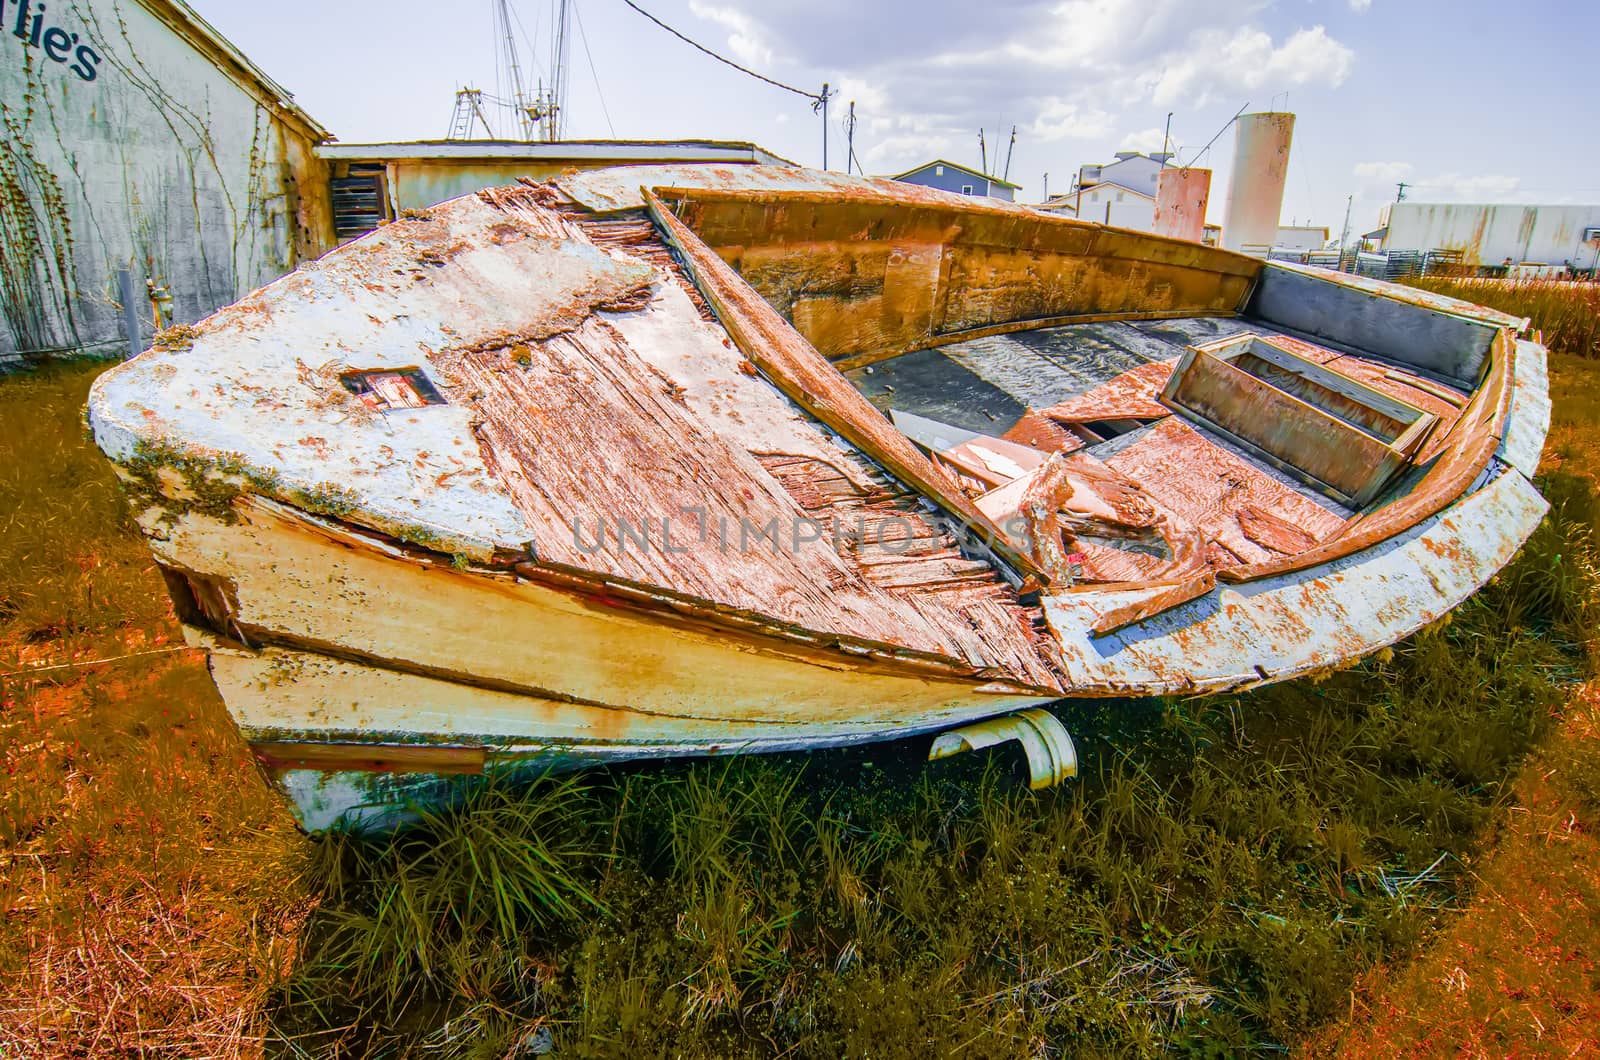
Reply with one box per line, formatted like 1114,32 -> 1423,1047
1338,193 -> 1354,270
1002,125 -> 1017,183
1043,172 -> 1049,201
979,129 -> 987,177
846,100 -> 856,175
1396,181 -> 1409,202
1161,111 -> 1173,166
820,83 -> 830,169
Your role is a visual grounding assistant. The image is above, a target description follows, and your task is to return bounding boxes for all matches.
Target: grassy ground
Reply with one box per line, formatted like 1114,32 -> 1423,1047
0,354 -> 1597,1056
1305,351 -> 1600,1057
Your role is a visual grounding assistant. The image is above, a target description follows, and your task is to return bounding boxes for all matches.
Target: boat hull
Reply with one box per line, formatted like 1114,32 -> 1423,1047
139,498 -> 1051,831
202,637 -> 1047,832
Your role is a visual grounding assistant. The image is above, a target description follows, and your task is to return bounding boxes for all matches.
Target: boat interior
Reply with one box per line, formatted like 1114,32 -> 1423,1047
619,180 -> 1520,610
845,313 -> 1461,581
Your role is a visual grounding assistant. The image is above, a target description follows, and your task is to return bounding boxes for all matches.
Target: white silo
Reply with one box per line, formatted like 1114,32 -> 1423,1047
1222,112 -> 1295,255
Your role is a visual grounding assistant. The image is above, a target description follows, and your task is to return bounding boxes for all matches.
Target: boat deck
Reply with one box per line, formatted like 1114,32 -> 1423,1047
846,316 -> 1471,574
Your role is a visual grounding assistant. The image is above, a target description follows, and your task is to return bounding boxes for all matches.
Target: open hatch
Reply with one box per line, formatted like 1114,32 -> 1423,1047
1159,333 -> 1439,508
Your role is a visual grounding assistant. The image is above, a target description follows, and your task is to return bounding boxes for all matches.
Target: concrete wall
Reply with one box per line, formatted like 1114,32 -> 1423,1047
0,0 -> 332,363
1381,202 -> 1600,270
894,163 -> 1016,201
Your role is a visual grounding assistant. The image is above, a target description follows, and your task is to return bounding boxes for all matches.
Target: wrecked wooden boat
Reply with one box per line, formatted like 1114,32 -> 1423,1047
87,165 -> 1552,831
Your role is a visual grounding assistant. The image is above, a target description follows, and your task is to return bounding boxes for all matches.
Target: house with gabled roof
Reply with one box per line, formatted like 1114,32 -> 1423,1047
891,159 -> 1019,201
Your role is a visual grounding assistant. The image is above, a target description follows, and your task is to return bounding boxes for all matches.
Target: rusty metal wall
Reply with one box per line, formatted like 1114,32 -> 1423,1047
1153,168 -> 1212,243
0,0 -> 332,365
1221,113 -> 1295,255
1382,202 -> 1600,269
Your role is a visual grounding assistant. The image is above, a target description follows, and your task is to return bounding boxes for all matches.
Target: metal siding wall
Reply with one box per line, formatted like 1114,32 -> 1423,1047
896,167 -> 1001,199
1385,203 -> 1600,268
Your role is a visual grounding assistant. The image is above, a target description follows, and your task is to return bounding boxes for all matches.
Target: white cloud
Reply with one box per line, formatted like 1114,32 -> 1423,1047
1118,127 -> 1171,153
1030,99 -> 1116,142
1349,0 -> 1373,10
1146,25 -> 1355,106
688,1 -> 777,69
1416,173 -> 1523,201
1352,162 -> 1522,205
864,133 -> 957,168
678,1 -> 1359,181
835,76 -> 890,116
1353,161 -> 1414,182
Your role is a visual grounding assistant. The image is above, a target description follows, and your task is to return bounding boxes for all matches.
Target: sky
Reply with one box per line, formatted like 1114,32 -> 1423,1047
192,0 -> 1600,236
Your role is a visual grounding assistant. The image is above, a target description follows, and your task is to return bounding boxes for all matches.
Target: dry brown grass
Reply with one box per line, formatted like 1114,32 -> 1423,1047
1305,683 -> 1600,1058
1304,353 -> 1600,1056
3,340 -> 1600,1054
0,363 -> 310,1058
1405,276 -> 1600,360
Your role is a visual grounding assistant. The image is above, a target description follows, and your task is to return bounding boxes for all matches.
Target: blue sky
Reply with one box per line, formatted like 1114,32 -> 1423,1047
193,0 -> 1600,234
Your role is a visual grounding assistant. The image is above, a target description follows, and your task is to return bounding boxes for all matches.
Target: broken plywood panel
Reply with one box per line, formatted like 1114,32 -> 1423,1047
1041,359 -> 1178,423
1002,411 -> 1085,454
1102,417 -> 1349,566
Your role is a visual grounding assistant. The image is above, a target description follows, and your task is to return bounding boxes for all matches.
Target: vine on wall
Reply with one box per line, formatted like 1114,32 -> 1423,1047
0,48 -> 80,355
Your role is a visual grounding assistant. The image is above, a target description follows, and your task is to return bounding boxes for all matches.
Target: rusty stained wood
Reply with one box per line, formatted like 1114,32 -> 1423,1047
1040,359 -> 1178,423
1103,417 -> 1348,568
656,186 -> 1258,365
1218,328 -> 1515,585
974,451 -> 1207,586
1159,345 -> 1410,507
435,314 -> 1052,677
414,186 -> 1064,685
643,188 -> 1048,585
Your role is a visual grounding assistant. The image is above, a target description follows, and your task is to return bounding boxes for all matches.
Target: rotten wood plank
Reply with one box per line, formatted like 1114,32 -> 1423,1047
643,188 -> 1048,584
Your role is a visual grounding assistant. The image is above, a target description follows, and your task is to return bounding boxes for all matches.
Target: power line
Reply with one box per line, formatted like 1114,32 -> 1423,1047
618,0 -> 823,101
1182,101 -> 1249,173
573,0 -> 617,137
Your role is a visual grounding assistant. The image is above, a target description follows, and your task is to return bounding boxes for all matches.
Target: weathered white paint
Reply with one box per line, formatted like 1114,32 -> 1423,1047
90,195 -> 657,560
1222,113 -> 1295,254
0,0 -> 331,362
81,163 -> 1553,832
1042,464 -> 1549,694
1381,202 -> 1600,270
148,501 -> 1045,726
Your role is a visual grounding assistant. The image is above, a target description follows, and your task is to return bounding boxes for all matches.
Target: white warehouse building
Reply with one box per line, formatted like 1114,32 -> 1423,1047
1379,202 -> 1600,273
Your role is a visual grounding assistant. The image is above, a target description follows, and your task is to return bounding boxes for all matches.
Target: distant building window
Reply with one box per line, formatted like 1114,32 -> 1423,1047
936,165 -> 945,176
1116,191 -> 1125,202
961,185 -> 974,195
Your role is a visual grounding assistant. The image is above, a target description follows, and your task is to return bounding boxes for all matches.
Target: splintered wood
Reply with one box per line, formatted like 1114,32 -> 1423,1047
439,192 -> 1063,689
1103,417 -> 1348,567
